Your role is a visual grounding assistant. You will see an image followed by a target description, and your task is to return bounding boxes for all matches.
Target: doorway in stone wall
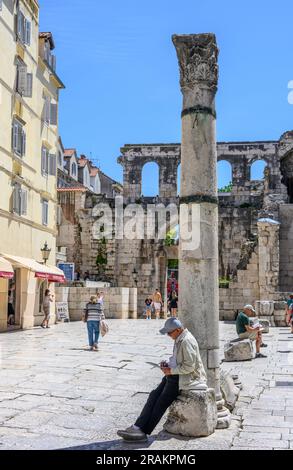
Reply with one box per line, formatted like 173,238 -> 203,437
287,178 -> 293,203
7,269 -> 21,331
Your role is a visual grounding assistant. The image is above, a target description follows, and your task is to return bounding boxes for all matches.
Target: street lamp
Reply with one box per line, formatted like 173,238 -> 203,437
41,241 -> 51,265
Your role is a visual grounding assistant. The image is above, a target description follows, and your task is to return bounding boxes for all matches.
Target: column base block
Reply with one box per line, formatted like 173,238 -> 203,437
163,388 -> 217,437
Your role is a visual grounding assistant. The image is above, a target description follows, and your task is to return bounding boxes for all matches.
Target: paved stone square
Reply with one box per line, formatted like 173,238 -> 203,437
0,320 -> 293,450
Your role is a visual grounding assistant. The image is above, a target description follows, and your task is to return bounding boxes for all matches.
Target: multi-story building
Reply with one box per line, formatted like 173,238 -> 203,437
0,0 -> 65,331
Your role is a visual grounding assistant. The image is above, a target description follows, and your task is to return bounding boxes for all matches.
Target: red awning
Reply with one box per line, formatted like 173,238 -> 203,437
0,257 -> 14,279
0,254 -> 65,283
0,271 -> 14,279
35,272 -> 65,283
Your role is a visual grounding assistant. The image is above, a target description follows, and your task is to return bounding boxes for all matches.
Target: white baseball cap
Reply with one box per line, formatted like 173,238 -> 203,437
243,304 -> 256,313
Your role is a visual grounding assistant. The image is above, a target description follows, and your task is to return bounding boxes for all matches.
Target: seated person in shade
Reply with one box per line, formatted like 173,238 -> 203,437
236,304 -> 267,358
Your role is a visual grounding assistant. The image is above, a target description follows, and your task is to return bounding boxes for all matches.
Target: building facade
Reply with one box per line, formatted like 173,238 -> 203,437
0,0 -> 65,331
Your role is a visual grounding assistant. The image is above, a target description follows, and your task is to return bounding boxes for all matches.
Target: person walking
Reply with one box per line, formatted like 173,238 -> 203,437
285,294 -> 293,334
7,282 -> 15,326
144,298 -> 152,320
83,294 -> 105,351
152,289 -> 162,320
117,317 -> 207,442
168,290 -> 178,317
41,289 -> 54,329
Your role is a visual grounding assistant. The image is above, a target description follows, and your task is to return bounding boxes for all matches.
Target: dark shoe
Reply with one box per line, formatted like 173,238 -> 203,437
117,425 -> 148,441
41,324 -> 45,329
260,343 -> 268,347
255,352 -> 267,358
46,326 -> 50,328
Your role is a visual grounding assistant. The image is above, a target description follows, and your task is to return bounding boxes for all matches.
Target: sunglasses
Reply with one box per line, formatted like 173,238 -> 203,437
167,329 -> 177,336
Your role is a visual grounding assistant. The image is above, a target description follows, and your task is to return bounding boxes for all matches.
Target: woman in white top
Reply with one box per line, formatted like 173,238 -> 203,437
41,289 -> 54,329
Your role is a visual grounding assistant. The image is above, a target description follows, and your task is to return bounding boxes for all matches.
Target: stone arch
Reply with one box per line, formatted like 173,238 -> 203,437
118,145 -> 181,202
249,159 -> 268,180
217,160 -> 232,191
141,161 -> 159,197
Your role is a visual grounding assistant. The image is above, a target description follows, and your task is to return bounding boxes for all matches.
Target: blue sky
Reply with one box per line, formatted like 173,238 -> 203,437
39,0 -> 293,193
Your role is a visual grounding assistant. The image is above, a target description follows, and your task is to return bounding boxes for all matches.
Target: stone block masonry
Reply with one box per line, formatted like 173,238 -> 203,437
55,287 -> 136,320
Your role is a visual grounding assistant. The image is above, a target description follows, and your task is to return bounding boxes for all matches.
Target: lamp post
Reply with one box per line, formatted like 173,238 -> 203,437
41,242 -> 51,265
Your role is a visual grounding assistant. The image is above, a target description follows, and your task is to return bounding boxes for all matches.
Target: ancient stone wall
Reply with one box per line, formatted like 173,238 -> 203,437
57,133 -> 293,321
279,205 -> 293,291
55,286 -> 136,320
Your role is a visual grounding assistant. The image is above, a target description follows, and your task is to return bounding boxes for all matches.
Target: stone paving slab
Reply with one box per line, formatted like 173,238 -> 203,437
0,320 -> 293,450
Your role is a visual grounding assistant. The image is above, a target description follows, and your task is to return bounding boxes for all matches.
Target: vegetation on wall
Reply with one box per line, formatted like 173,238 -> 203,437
218,182 -> 233,193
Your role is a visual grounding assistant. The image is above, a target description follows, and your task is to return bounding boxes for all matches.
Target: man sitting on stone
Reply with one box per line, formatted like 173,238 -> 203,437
236,304 -> 267,358
117,317 -> 207,442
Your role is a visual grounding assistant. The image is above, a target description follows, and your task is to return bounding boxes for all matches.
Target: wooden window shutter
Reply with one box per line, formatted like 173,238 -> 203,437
50,103 -> 57,125
42,200 -> 48,225
49,154 -> 56,176
13,185 -> 21,214
51,55 -> 56,71
41,147 -> 48,175
21,129 -> 26,156
25,20 -> 31,46
45,96 -> 51,124
12,122 -> 18,153
24,73 -> 33,97
21,189 -> 27,215
17,65 -> 27,94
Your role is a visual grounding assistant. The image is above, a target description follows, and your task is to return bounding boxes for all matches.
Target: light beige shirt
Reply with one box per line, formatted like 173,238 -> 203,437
170,329 -> 207,391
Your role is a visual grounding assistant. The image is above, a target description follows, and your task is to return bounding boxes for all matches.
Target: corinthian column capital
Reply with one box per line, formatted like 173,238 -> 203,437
172,34 -> 219,94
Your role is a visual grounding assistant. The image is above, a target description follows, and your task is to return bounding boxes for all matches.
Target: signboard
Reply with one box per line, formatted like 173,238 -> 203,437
56,302 -> 70,322
58,263 -> 75,282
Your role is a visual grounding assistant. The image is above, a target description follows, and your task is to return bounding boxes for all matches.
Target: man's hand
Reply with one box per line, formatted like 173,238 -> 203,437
161,367 -> 171,376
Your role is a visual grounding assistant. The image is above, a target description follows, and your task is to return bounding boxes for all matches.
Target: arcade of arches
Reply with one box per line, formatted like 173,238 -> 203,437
57,131 -> 293,320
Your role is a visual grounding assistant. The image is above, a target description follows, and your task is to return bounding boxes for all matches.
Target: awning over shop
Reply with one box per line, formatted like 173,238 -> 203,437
0,254 -> 65,283
0,257 -> 14,279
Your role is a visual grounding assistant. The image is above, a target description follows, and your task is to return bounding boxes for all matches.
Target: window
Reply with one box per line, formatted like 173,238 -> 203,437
12,119 -> 26,157
43,96 -> 57,126
42,200 -> 49,226
17,10 -> 31,46
16,62 -> 33,97
71,162 -> 77,177
58,152 -> 62,167
43,96 -> 51,125
41,147 -> 56,176
13,184 -> 27,216
43,41 -> 56,71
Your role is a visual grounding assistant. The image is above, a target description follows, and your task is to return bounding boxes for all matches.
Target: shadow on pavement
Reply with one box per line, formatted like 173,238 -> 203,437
60,431 -> 190,451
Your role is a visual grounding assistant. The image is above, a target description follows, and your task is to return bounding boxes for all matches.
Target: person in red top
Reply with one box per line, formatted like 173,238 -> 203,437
167,272 -> 178,296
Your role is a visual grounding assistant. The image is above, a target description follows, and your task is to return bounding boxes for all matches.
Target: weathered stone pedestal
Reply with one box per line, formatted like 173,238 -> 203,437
258,318 -> 270,333
220,370 -> 240,411
163,389 -> 217,437
224,338 -> 255,362
273,301 -> 287,326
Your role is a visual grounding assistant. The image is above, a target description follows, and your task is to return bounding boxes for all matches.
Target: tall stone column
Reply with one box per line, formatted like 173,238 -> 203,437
173,33 -> 230,428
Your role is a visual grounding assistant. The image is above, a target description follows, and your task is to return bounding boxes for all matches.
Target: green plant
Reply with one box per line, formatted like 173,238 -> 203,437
96,237 -> 107,266
165,227 -> 178,246
219,277 -> 230,288
218,182 -> 233,193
